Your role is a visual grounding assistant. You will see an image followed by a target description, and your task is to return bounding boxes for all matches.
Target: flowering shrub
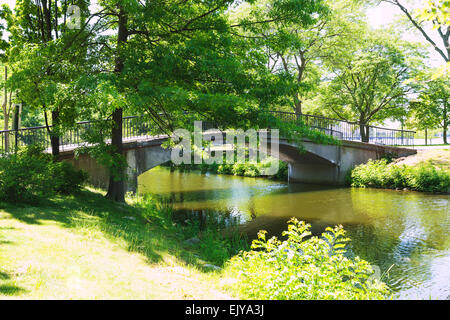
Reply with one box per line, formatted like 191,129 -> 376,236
224,219 -> 390,300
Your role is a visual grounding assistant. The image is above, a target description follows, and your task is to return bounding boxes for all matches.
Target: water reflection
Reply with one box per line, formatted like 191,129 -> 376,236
139,167 -> 450,300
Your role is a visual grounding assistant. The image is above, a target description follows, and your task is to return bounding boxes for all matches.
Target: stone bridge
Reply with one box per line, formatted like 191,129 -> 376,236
60,134 -> 416,193
0,112 -> 417,192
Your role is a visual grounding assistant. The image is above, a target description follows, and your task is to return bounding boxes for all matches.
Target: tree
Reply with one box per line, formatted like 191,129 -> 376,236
1,65 -> 14,150
320,30 -> 422,142
229,0 -> 336,114
408,77 -> 449,144
6,0 -> 92,157
380,0 -> 449,63
0,4 -> 11,59
75,0 -> 326,202
268,0 -> 366,115
0,5 -> 13,151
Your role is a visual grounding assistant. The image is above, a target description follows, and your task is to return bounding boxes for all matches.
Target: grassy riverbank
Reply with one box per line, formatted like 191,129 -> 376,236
0,187 -> 389,300
0,188 -> 237,299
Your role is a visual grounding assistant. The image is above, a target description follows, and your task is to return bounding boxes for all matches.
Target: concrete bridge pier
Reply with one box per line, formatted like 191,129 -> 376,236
124,140 -> 173,194
288,162 -> 342,185
62,137 -> 172,194
284,140 -> 416,185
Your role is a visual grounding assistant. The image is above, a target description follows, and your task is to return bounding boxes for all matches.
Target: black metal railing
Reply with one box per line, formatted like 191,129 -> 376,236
268,111 -> 415,147
0,112 -> 415,154
0,116 -> 155,154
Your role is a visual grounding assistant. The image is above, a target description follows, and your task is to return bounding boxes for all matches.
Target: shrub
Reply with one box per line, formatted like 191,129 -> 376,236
0,146 -> 54,204
349,159 -> 449,193
232,163 -> 246,176
272,161 -> 289,181
217,164 -> 233,175
140,196 -> 249,265
224,219 -> 390,300
51,161 -> 88,195
409,163 -> 450,193
0,145 -> 87,204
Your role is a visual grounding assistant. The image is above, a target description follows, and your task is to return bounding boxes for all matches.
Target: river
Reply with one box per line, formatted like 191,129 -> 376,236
139,166 -> 450,300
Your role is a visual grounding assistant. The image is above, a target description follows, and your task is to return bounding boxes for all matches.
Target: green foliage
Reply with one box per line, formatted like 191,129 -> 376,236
257,112 -> 341,149
319,28 -> 424,134
0,145 -> 87,204
349,159 -> 450,193
0,145 -> 54,204
416,0 -> 449,28
169,158 -> 288,181
140,196 -> 249,266
407,77 -> 449,143
225,218 -> 390,300
51,161 -> 88,195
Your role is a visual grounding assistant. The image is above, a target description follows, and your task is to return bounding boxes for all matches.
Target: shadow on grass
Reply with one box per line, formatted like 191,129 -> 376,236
0,271 -> 27,296
0,284 -> 26,296
0,272 -> 10,280
0,189 -> 225,270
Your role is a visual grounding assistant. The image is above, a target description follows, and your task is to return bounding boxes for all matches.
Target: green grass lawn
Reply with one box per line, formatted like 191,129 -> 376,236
0,188 -> 233,300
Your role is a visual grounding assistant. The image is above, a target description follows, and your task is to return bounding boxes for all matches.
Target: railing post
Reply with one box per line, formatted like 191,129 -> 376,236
14,127 -> 18,154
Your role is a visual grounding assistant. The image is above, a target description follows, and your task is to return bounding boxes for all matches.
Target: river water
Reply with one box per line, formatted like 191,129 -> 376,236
139,167 -> 450,300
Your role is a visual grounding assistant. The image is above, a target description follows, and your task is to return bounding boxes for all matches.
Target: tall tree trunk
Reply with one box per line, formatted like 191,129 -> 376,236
17,103 -> 22,129
293,94 -> 302,116
443,127 -> 448,145
50,110 -> 60,157
106,108 -> 125,202
106,8 -> 128,202
2,66 -> 9,152
41,0 -> 60,156
293,54 -> 306,119
443,101 -> 448,145
360,124 -> 370,143
3,113 -> 9,153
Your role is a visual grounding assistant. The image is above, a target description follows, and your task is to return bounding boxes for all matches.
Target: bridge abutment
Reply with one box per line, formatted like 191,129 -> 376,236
288,162 -> 342,185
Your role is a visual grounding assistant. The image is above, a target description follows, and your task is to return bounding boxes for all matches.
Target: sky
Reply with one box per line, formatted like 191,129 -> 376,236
1,0 -> 14,9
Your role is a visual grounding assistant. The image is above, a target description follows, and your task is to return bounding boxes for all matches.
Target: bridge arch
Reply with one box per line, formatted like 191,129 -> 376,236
63,133 -> 416,193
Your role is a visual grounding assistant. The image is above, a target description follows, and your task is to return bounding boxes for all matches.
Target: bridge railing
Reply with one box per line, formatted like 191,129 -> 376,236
0,116 -> 153,154
0,112 -> 415,154
268,111 -> 415,147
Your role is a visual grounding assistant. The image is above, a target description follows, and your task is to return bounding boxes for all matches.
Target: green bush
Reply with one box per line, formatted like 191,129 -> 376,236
224,219 -> 390,300
174,159 -> 288,181
51,161 -> 88,195
140,196 -> 249,265
409,163 -> 450,193
232,163 -> 246,176
349,159 -> 450,193
0,145 -> 88,204
0,146 -> 54,204
217,164 -> 233,175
